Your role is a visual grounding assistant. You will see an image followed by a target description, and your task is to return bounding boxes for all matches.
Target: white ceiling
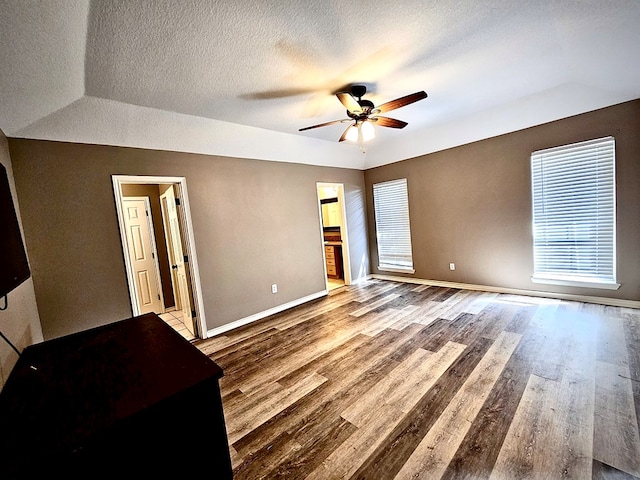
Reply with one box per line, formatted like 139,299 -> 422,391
1,0 -> 640,170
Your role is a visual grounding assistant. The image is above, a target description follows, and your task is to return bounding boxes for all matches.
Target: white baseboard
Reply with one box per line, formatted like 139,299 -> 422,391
349,274 -> 371,285
204,275 -> 638,339
205,289 -> 328,338
371,274 -> 640,309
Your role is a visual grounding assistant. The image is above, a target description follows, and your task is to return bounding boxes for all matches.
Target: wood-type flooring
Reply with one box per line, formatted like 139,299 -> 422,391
195,279 -> 640,479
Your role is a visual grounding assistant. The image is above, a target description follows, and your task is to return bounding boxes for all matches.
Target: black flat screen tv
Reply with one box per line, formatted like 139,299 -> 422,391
0,163 -> 30,298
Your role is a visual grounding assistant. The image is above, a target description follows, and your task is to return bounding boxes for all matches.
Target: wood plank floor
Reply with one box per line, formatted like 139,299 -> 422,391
194,279 -> 640,479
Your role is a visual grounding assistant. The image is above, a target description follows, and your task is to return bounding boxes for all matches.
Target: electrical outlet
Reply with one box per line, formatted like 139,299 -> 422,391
449,263 -> 455,271
271,284 -> 278,294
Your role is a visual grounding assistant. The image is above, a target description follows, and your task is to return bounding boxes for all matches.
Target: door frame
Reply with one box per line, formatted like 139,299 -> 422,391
159,189 -> 181,316
122,196 -> 165,315
316,182 -> 351,289
159,185 -> 196,337
112,175 -> 208,339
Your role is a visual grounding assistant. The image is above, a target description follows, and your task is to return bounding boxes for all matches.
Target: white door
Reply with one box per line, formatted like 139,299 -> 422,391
122,198 -> 164,314
160,186 -> 196,336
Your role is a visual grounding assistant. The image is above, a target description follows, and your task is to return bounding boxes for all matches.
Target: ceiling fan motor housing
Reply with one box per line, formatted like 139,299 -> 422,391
348,101 -> 374,119
351,84 -> 367,98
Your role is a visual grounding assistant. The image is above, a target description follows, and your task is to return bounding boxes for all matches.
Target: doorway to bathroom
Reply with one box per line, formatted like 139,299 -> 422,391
317,182 -> 351,292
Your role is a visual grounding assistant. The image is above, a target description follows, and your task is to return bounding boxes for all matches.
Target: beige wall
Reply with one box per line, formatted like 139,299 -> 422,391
0,130 -> 42,389
10,100 -> 637,342
365,99 -> 640,302
8,140 -> 368,340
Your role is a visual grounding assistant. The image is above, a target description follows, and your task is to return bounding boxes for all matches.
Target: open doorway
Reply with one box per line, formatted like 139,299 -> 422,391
112,175 -> 207,340
317,183 -> 351,292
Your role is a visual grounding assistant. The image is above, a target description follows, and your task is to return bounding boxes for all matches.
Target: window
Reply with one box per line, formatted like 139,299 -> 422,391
531,136 -> 618,289
373,178 -> 415,273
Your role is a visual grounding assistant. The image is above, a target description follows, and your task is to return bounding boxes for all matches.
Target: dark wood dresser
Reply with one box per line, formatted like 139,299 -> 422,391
0,313 -> 233,479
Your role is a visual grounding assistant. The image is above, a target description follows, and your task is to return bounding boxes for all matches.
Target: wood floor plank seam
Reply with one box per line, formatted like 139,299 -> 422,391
349,293 -> 402,317
225,372 -> 328,445
394,330 -> 522,480
341,342 -> 465,428
306,342 -> 467,480
349,338 -> 495,480
229,327 -> 422,461
594,361 -> 640,477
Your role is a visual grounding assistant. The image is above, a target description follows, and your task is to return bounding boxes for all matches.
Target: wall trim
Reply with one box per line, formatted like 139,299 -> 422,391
350,275 -> 371,285
205,289 -> 328,338
371,274 -> 640,309
205,274 -> 639,340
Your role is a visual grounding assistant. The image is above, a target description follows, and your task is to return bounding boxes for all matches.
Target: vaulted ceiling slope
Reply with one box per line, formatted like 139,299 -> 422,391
1,0 -> 640,170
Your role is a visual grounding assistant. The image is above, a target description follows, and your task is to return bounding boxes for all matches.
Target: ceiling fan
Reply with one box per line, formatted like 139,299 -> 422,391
298,85 -> 428,147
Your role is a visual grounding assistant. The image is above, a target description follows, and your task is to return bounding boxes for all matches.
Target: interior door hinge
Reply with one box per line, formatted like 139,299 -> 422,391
175,197 -> 181,206
184,255 -> 188,263
191,310 -> 196,318
157,294 -> 161,300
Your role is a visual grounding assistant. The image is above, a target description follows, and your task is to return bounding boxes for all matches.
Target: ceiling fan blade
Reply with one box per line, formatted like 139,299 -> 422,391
240,87 -> 318,100
338,124 -> 354,142
336,92 -> 362,114
372,91 -> 428,114
371,116 -> 408,129
299,119 -> 349,131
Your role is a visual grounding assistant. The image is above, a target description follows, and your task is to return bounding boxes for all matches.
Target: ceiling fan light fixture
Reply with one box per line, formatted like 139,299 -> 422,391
345,124 -> 359,142
361,121 -> 375,141
345,121 -> 375,144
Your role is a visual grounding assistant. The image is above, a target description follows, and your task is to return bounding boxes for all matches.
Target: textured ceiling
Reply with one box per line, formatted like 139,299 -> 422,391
1,0 -> 640,169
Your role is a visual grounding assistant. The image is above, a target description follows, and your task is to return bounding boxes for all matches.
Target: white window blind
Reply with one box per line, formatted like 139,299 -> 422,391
531,136 -> 618,288
373,178 -> 414,273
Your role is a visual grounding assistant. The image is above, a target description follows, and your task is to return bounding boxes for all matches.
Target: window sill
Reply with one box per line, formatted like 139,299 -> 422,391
378,265 -> 415,274
531,276 -> 620,290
